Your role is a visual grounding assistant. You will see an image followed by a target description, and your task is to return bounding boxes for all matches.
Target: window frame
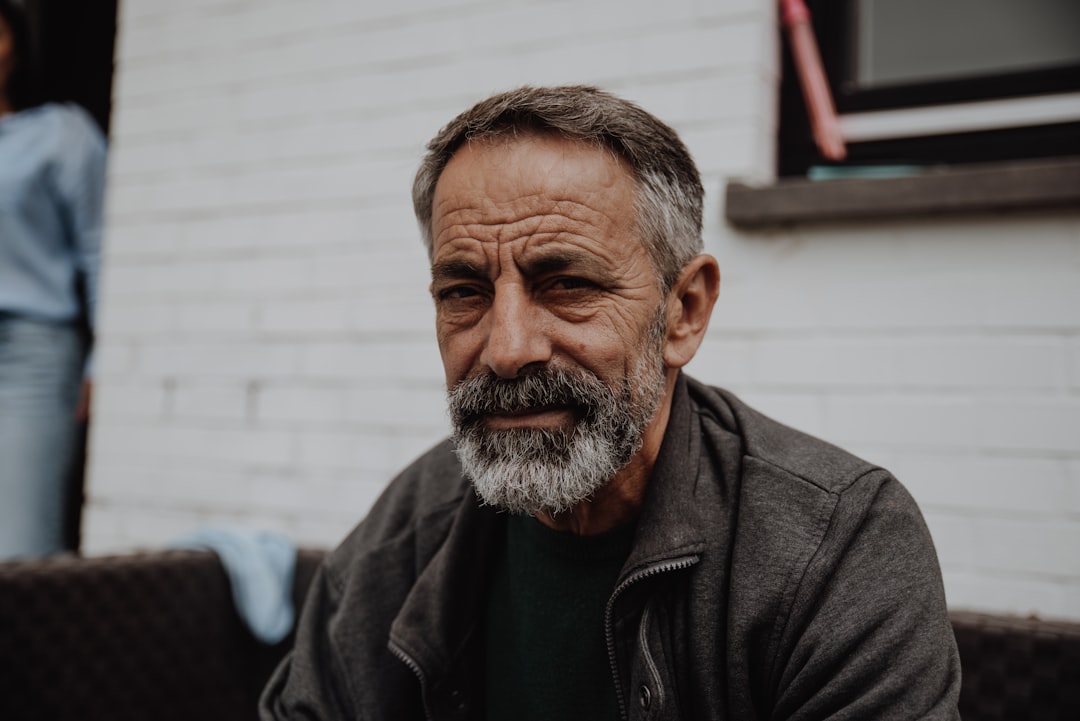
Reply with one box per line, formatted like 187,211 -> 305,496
777,0 -> 1080,177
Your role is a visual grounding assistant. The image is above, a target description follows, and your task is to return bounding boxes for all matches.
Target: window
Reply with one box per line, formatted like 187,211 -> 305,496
777,0 -> 1080,177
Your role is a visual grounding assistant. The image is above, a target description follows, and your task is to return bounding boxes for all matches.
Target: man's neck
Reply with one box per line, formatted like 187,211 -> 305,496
535,465 -> 649,535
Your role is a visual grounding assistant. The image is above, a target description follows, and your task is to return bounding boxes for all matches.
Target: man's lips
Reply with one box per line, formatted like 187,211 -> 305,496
481,405 -> 576,431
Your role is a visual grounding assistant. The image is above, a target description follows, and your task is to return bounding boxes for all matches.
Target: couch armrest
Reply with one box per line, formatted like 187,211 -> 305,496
0,549 -> 323,721
951,610 -> 1080,721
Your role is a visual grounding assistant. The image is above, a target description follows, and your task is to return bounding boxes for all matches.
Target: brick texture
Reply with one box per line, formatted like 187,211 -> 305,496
87,0 -> 1080,621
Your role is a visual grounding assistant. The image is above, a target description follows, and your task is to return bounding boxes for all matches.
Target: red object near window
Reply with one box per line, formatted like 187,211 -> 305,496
780,0 -> 847,161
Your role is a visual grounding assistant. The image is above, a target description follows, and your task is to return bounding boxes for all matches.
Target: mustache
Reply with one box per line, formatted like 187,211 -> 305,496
448,366 -> 611,426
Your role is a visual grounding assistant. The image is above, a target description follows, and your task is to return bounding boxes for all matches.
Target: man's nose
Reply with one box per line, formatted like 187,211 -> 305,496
481,288 -> 552,378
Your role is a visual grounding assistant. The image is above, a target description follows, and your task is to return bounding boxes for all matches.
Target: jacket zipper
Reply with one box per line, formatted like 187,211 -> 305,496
604,555 -> 699,720
388,639 -> 435,721
637,602 -> 665,709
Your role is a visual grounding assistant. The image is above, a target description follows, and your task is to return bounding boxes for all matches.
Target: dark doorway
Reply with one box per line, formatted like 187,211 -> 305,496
25,0 -> 117,134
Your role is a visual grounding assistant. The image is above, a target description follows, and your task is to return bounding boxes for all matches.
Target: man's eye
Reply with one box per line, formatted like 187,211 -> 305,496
438,285 -> 482,301
550,277 -> 596,291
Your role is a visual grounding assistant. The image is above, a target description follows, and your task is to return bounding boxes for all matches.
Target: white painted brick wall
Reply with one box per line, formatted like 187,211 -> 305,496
87,0 -> 1080,621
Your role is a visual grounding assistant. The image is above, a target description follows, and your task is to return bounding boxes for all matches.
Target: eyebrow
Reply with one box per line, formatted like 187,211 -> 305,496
429,247 -> 610,285
520,248 -> 607,278
430,258 -> 486,284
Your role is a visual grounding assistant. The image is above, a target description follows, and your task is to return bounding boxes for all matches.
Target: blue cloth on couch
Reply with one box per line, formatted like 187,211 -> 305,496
176,527 -> 297,644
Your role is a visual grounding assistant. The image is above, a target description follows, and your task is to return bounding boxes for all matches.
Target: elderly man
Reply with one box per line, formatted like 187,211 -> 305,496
261,86 -> 960,721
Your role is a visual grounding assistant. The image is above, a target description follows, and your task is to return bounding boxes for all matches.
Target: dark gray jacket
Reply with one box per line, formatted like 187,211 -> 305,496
261,374 -> 961,720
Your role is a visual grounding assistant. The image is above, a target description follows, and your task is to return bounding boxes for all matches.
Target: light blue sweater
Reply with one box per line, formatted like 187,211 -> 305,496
0,103 -> 106,356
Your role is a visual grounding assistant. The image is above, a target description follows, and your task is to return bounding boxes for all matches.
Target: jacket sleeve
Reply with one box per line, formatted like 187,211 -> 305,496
769,473 -> 961,720
260,562 -> 354,720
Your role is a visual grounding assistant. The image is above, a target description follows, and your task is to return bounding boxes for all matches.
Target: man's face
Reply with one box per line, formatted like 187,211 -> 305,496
429,133 -> 670,515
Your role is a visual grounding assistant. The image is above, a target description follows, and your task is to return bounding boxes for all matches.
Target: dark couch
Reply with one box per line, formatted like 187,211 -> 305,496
1,550 -> 1077,720
0,549 -> 322,721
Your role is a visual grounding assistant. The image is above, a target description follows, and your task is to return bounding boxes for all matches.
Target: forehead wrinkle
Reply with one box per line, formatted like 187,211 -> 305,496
430,135 -> 645,274
434,198 -> 622,250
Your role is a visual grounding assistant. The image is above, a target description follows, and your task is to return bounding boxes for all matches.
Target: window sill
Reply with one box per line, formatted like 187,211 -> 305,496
724,156 -> 1080,229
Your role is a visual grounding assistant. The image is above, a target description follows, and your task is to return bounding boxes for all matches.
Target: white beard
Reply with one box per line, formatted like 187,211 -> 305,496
447,312 -> 667,516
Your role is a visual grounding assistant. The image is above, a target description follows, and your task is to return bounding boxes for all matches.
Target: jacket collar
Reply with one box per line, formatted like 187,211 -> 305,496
618,372 -> 723,577
386,373 -> 735,709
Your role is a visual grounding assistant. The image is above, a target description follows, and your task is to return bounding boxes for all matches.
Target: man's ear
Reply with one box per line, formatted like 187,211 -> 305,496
663,254 -> 720,369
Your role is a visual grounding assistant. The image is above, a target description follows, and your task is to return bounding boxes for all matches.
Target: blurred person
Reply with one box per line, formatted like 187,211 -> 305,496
0,0 -> 105,558
262,86 -> 960,720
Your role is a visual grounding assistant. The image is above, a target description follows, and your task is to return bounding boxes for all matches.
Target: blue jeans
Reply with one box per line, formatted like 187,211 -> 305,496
0,316 -> 84,559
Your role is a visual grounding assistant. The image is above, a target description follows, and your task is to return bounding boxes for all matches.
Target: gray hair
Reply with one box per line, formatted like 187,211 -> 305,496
412,85 -> 704,290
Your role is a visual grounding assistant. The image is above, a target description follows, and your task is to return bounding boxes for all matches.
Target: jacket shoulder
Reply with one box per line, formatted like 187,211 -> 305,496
686,376 -> 881,496
262,441 -> 468,719
681,379 -> 957,716
324,439 -> 469,582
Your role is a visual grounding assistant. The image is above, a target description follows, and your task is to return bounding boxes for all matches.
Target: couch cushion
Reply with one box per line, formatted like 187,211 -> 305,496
0,550 -> 263,721
951,610 -> 1080,721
